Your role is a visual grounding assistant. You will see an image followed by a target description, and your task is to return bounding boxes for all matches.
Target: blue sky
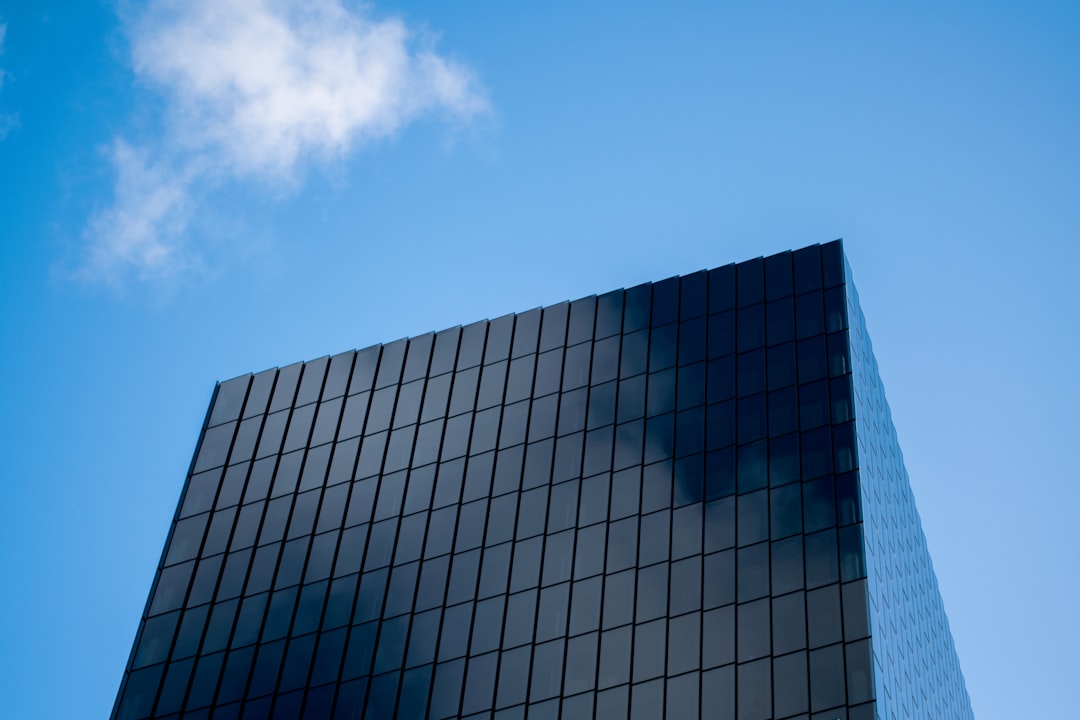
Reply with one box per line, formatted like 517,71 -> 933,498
1,1 -> 1077,717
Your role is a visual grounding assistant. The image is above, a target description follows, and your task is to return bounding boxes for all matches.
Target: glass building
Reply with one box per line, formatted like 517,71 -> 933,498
112,240 -> 974,720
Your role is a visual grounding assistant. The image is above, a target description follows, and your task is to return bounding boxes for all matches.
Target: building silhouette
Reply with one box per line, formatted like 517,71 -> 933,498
112,240 -> 974,719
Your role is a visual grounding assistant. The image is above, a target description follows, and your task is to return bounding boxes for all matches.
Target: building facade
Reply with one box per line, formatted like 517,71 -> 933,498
112,241 -> 974,719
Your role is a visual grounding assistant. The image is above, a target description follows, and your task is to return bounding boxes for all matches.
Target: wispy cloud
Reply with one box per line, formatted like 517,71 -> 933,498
82,140 -> 201,282
82,0 -> 486,285
0,21 -> 20,141
0,22 -> 6,87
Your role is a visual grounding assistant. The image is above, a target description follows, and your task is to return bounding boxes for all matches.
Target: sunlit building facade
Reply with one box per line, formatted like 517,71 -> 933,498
112,240 -> 974,719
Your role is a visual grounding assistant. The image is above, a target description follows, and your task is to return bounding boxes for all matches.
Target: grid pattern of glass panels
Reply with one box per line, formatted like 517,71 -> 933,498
844,266 -> 975,720
112,241 -> 967,720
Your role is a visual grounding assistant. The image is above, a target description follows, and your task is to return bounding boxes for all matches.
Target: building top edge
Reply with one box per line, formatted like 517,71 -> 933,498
214,238 -> 845,390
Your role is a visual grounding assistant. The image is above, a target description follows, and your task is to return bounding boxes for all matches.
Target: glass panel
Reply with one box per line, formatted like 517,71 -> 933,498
458,322 -> 487,371
597,626 -> 632,689
430,327 -> 461,377
649,324 -> 677,372
736,441 -> 767,493
404,465 -> 436,514
805,529 -> 839,588
606,517 -> 638,573
613,464 -> 635,520
375,339 -> 406,389
737,597 -> 771,662
807,584 -> 843,648
536,582 -> 570,640
771,536 -> 804,595
297,357 -> 328,406
839,524 -> 866,582
764,251 -> 793,301
772,591 -> 807,655
668,611 -> 701,675
635,564 -> 667,622
244,369 -> 275,418
149,560 -> 195,615
568,296 -> 596,345
477,361 -> 508,412
793,244 -> 822,294
478,542 -> 511,598
540,529 -> 574,587
439,602 -> 474,661
677,363 -> 705,411
588,381 -> 617,430
503,590 -> 537,648
737,393 -> 765,444
825,285 -> 848,332
821,240 -> 844,287
564,632 -> 598,695
548,480 -> 579,532
530,639 -> 565,702
736,658 -> 771,720
510,537 -> 543,592
639,509 -> 670,566
472,596 -> 505,654
632,619 -> 666,682
496,646 -> 530,708
134,611 -> 180,667
465,455 -> 499,505
210,375 -> 249,427
674,455 -> 703,506
449,367 -> 480,417
770,484 -> 802,540
270,363 -> 301,412
416,556 -> 449,612
842,580 -> 871,640
795,291 -> 825,339
539,302 -> 569,351
510,309 -> 540,359
559,388 -> 588,437
563,343 -> 592,391
672,503 -> 702,558
406,611 -> 439,667
736,543 -> 768,602
773,651 -> 809,717
431,658 -> 466,717
485,315 -> 514,365
385,563 -> 420,617
708,264 -> 736,314
596,290 -> 624,339
194,422 -> 236,473
809,644 -> 846,711
592,336 -> 620,385
604,570 -> 635,628
529,395 -> 557,443
708,311 -> 735,360
463,652 -> 498,715
736,257 -> 764,306
701,665 -> 734,720
846,639 -> 875,704
620,330 -> 648,379
535,349 -> 564,397
322,350 -> 355,401
496,445 -> 526,494
569,576 -> 602,635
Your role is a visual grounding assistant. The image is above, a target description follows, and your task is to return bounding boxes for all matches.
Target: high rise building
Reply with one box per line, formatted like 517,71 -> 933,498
112,240 -> 974,720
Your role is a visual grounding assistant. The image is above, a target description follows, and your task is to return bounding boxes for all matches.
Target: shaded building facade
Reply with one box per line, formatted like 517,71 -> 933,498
113,240 -> 974,719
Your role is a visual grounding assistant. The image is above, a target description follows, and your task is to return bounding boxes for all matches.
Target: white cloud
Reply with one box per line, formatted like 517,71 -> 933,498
82,0 -> 486,284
